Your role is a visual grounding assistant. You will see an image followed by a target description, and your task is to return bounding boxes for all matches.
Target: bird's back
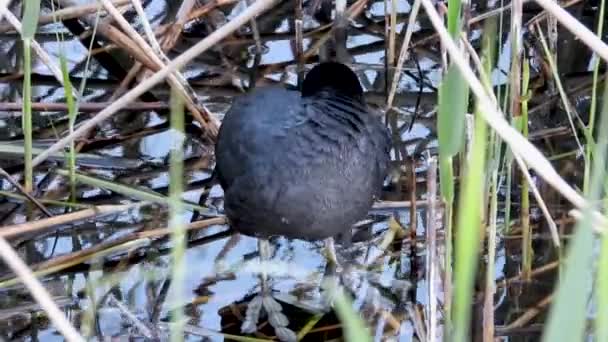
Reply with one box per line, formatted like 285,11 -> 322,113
215,69 -> 390,240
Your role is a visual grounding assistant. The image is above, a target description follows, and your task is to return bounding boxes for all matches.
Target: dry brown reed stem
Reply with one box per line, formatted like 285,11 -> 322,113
136,216 -> 226,238
0,297 -> 74,320
302,0 -> 369,59
0,236 -> 84,341
411,0 -> 533,49
0,7 -> 78,98
0,101 -> 169,112
379,310 -> 402,336
164,322 -> 271,341
0,203 -> 138,239
373,200 -> 437,209
425,157 -> 439,341
533,0 -> 608,61
407,304 -> 427,341
0,238 -> 151,289
100,0 -> 219,134
510,0 -> 523,120
134,0 -> 218,131
483,153 -> 500,341
109,61 -> 143,101
512,152 -> 559,245
386,0 -> 421,110
385,0 -> 397,65
0,168 -> 53,217
408,158 -> 417,249
156,0 -> 198,53
470,0 -> 528,23
0,0 -> 130,34
526,0 -> 583,26
529,73 -> 607,116
219,24 -> 331,46
107,295 -> 155,338
31,0 -> 278,167
503,294 -> 553,329
186,0 -> 240,21
131,0 -> 164,56
0,217 -> 226,288
495,261 -> 559,290
53,0 -> 158,70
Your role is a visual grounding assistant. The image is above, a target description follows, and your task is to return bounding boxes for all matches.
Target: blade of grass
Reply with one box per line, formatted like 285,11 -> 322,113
51,0 -> 101,185
438,0 -> 470,337
541,216 -> 594,341
296,314 -> 324,340
585,0 -> 607,193
594,0 -> 608,338
325,282 -> 372,342
58,50 -> 78,201
457,119 -> 488,341
21,40 -> 36,193
21,0 -> 42,216
168,88 -> 186,341
542,66 -> 608,342
21,0 -> 41,38
452,73 -> 488,342
0,143 -> 143,169
438,0 -> 469,157
0,190 -> 93,209
53,169 -> 211,213
598,175 -> 608,341
450,17 -> 496,342
479,16 -> 498,342
518,56 -> 532,280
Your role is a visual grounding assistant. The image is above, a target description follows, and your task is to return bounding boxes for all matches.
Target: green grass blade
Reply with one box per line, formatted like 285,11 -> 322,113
22,0 -> 41,39
21,0 -> 42,196
541,220 -> 594,342
542,67 -> 608,342
446,0 -> 462,36
585,0 -> 607,193
332,287 -> 371,342
596,210 -> 608,341
437,0 -> 467,335
168,88 -> 186,341
452,117 -> 487,342
438,0 -> 468,158
438,66 -> 469,158
53,169 -> 209,213
519,57 -> 532,280
452,83 -> 488,342
22,39 -> 33,194
59,49 -> 78,201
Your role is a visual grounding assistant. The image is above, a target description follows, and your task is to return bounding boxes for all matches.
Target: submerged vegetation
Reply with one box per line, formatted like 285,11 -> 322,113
0,0 -> 608,340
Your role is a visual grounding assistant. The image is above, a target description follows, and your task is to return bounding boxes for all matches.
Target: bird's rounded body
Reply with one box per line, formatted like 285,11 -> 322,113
215,63 -> 390,240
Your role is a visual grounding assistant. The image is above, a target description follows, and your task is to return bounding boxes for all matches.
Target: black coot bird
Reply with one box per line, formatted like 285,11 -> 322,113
215,61 -> 390,248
